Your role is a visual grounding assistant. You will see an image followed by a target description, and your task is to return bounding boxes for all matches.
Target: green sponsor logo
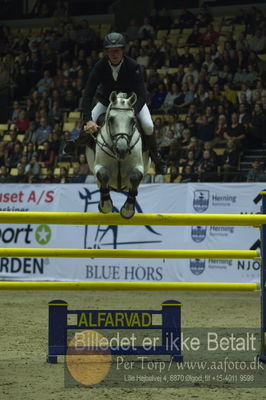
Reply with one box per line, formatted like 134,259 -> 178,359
35,224 -> 52,245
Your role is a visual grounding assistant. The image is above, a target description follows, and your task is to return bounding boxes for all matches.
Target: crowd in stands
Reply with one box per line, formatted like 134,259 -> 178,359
0,4 -> 266,184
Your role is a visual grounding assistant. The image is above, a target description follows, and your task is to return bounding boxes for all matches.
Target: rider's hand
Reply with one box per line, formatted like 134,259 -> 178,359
85,120 -> 99,135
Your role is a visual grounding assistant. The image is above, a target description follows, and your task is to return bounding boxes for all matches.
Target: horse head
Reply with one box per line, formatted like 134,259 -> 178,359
107,91 -> 137,160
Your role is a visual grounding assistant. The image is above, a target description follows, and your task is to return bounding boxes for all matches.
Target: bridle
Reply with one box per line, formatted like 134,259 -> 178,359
92,103 -> 141,159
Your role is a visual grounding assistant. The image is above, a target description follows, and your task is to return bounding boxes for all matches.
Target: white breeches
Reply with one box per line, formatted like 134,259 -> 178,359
92,102 -> 154,136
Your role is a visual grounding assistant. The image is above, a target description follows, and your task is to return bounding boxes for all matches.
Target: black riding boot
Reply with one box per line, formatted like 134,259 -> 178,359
63,131 -> 95,155
145,134 -> 165,174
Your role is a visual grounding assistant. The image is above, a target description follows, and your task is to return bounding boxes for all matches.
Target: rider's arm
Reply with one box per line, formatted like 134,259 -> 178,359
132,64 -> 147,113
82,62 -> 101,123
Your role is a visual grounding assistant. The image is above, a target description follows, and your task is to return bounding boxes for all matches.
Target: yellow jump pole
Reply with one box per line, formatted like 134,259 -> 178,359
0,248 -> 260,259
0,281 -> 259,292
0,211 -> 265,227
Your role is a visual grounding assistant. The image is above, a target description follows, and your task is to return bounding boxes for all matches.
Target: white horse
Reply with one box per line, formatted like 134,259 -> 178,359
86,91 -> 151,219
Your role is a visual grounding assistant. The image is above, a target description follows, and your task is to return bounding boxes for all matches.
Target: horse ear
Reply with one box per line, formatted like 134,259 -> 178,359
128,92 -> 137,107
109,91 -> 117,103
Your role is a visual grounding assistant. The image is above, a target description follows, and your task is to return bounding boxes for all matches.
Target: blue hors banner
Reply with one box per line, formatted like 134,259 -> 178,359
0,183 -> 264,283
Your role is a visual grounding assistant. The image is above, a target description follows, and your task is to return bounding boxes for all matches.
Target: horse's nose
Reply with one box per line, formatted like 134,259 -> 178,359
115,137 -> 128,160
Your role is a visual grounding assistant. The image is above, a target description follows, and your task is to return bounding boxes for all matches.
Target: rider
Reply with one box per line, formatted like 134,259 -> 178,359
64,32 -> 162,171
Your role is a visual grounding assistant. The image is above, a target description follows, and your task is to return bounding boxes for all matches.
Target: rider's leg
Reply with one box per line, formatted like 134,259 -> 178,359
76,102 -> 107,145
137,104 -> 164,173
64,103 -> 107,154
91,103 -> 107,123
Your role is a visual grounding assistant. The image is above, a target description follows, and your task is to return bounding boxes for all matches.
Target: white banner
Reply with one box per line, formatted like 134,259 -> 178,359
0,183 -> 264,283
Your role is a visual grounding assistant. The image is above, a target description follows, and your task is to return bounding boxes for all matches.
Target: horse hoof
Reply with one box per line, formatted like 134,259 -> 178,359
120,204 -> 135,219
98,199 -> 113,214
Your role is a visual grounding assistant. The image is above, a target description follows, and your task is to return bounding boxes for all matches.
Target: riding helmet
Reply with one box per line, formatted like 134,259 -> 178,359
103,32 -> 126,48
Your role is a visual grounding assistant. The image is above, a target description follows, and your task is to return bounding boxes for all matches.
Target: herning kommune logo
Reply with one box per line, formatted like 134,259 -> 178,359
35,224 -> 52,245
193,190 -> 210,213
190,259 -> 205,275
191,226 -> 207,243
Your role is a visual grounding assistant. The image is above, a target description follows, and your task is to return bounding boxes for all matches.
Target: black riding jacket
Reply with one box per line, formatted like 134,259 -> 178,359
82,55 -> 147,122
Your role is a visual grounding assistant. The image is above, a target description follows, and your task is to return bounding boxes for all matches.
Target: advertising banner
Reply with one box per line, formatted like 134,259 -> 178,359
0,183 -> 264,283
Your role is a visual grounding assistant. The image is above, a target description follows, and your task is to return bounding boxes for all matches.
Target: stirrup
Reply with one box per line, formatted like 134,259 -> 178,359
63,141 -> 76,155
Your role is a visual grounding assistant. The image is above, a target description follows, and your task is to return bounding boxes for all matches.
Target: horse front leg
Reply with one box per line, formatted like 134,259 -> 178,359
96,166 -> 113,213
120,168 -> 143,219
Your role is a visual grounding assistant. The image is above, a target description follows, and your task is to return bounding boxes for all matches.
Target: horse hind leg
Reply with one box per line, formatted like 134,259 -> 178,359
120,168 -> 143,219
97,167 -> 113,213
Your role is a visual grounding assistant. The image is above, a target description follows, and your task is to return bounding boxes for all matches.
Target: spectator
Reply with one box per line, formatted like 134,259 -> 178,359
179,128 -> 191,150
182,63 -> 199,86
195,149 -> 218,182
198,24 -> 220,46
62,89 -> 78,112
35,117 -> 52,145
220,139 -> 240,182
9,100 -> 20,123
0,165 -> 10,183
58,130 -> 73,161
6,129 -> 21,156
224,112 -> 246,149
177,8 -> 196,29
235,32 -> 249,52
151,83 -> 167,112
173,83 -> 194,113
49,131 -> 62,156
15,110 -> 30,133
36,70 -> 53,93
0,62 -> 9,90
70,165 -> 86,183
161,83 -> 180,113
187,104 -> 199,122
17,154 -> 28,170
137,48 -> 149,68
213,114 -> 228,146
187,25 -> 200,46
257,166 -> 266,182
125,18 -> 140,41
164,142 -> 180,168
184,116 -> 197,137
13,165 -> 27,183
48,100 -> 63,124
218,64 -> 233,86
158,129 -> 176,160
247,103 -> 266,148
25,154 -> 41,179
42,167 -> 58,183
24,142 -> 37,163
249,29 -> 266,54
252,80 -> 266,102
9,143 -> 23,168
166,165 -> 179,183
179,149 -> 197,171
181,46 -> 195,67
222,83 -> 238,105
138,17 -> 154,40
195,114 -> 215,143
38,141 -> 55,168
181,164 -> 197,183
25,97 -> 38,121
164,114 -> 184,139
203,90 -> 220,112
238,103 -> 251,128
77,153 -> 90,179
246,159 -> 263,182
0,143 -> 7,167
58,166 -> 69,183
